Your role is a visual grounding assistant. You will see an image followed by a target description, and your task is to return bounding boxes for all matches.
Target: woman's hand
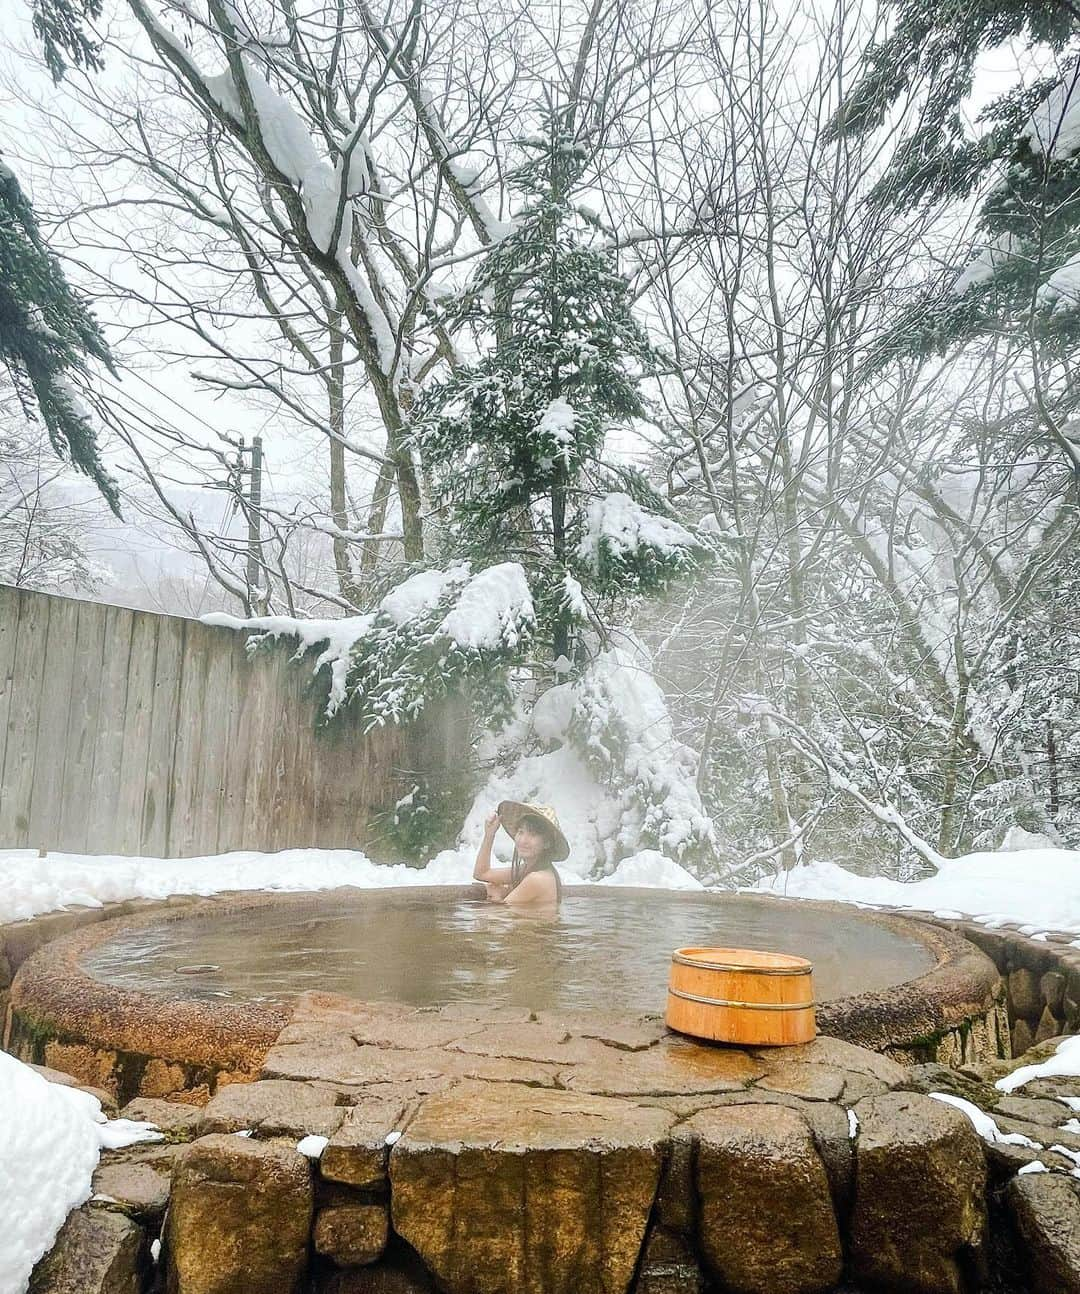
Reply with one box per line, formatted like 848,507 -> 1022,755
484,810 -> 500,838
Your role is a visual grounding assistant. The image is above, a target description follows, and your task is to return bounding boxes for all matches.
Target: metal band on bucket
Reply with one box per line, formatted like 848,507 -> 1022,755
670,951 -> 813,976
667,987 -> 815,1011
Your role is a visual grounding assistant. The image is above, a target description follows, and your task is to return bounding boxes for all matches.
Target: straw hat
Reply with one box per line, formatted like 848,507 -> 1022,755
497,800 -> 570,862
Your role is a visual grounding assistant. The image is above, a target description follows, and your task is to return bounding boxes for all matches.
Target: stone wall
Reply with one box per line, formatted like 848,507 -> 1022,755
904,911 -> 1080,1059
28,1018 -> 1080,1294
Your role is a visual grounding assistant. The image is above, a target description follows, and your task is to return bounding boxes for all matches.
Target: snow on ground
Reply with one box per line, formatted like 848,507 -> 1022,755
3,843 -> 1079,937
0,847 -> 476,926
749,850 -> 1080,940
0,1053 -> 162,1294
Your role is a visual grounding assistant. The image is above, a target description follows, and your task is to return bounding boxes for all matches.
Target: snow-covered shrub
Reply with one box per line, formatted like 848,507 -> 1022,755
208,561 -> 535,732
566,642 -> 717,873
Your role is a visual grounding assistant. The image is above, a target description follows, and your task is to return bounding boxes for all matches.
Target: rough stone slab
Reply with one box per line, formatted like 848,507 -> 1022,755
533,1010 -> 667,1052
1008,968 -> 1042,1020
118,1097 -> 204,1139
390,1079 -> 674,1294
901,1062 -> 1002,1110
349,1014 -> 488,1051
686,1103 -> 842,1294
1006,1172 -> 1080,1293
321,1095 -> 412,1188
445,1022 -> 613,1066
849,1092 -> 986,1294
316,1246 -> 436,1292
561,1037 -> 764,1097
41,1043 -> 118,1097
198,1078 -> 345,1138
1011,1018 -> 1035,1056
753,1036 -> 908,1086
983,1140 -> 1077,1180
1023,1076 -> 1080,1102
262,1040 -> 561,1089
91,1160 -> 170,1225
314,1202 -> 390,1266
992,1114 -> 1080,1154
29,1205 -> 147,1294
1041,971 -> 1067,1015
993,1095 -> 1075,1127
753,1061 -> 847,1102
164,1133 -> 313,1294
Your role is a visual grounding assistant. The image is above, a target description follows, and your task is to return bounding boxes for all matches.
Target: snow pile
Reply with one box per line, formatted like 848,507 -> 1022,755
1039,249 -> 1080,310
437,562 -> 534,650
535,399 -> 576,463
597,851 -> 704,890
578,492 -> 699,573
996,1036 -> 1080,1095
750,849 -> 1080,938
455,742 -> 619,882
571,644 -> 716,868
461,643 -> 716,874
0,1053 -> 161,1294
379,566 -> 466,626
0,847 -> 475,926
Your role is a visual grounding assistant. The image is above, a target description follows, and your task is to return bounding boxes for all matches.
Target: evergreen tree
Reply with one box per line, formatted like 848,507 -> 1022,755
830,1 -> 1080,435
419,118 -> 704,670
31,0 -> 104,83
0,160 -> 120,514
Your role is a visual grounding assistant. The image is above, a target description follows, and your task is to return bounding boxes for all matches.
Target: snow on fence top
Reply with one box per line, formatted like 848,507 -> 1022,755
203,560 -> 534,716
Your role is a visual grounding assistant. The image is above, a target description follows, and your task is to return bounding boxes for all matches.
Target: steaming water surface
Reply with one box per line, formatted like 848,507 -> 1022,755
80,891 -> 935,1012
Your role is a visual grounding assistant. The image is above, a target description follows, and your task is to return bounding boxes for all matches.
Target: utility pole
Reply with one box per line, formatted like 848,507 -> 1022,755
233,434 -> 268,615
246,434 -> 265,613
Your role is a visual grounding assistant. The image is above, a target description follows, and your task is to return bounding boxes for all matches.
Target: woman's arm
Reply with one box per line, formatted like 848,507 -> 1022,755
473,811 -> 513,886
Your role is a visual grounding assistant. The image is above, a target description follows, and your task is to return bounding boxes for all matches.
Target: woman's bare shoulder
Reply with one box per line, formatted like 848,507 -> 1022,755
504,869 -> 559,905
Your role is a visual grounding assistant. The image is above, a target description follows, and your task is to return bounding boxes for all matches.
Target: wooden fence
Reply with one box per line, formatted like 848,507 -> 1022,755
0,583 -> 456,858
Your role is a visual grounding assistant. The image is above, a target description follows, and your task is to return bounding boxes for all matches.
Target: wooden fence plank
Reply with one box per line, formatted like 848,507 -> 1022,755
169,619 -> 212,857
0,588 -> 51,847
84,604 -> 134,854
241,644 -> 289,850
192,620 -> 233,855
0,585 -> 23,801
27,594 -> 81,848
56,599 -> 109,853
115,611 -> 159,855
140,614 -> 185,857
217,635 -> 254,853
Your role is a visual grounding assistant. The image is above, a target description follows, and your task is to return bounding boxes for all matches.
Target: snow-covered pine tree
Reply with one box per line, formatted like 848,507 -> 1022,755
828,2 -> 1080,475
0,160 -> 119,514
411,117 -> 716,875
418,116 -> 704,671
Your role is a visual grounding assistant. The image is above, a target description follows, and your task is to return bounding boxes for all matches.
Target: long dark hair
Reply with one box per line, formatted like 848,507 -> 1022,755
509,816 -> 564,899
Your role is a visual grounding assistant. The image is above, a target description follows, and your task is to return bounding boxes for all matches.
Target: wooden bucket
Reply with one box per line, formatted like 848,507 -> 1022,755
666,947 -> 816,1046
